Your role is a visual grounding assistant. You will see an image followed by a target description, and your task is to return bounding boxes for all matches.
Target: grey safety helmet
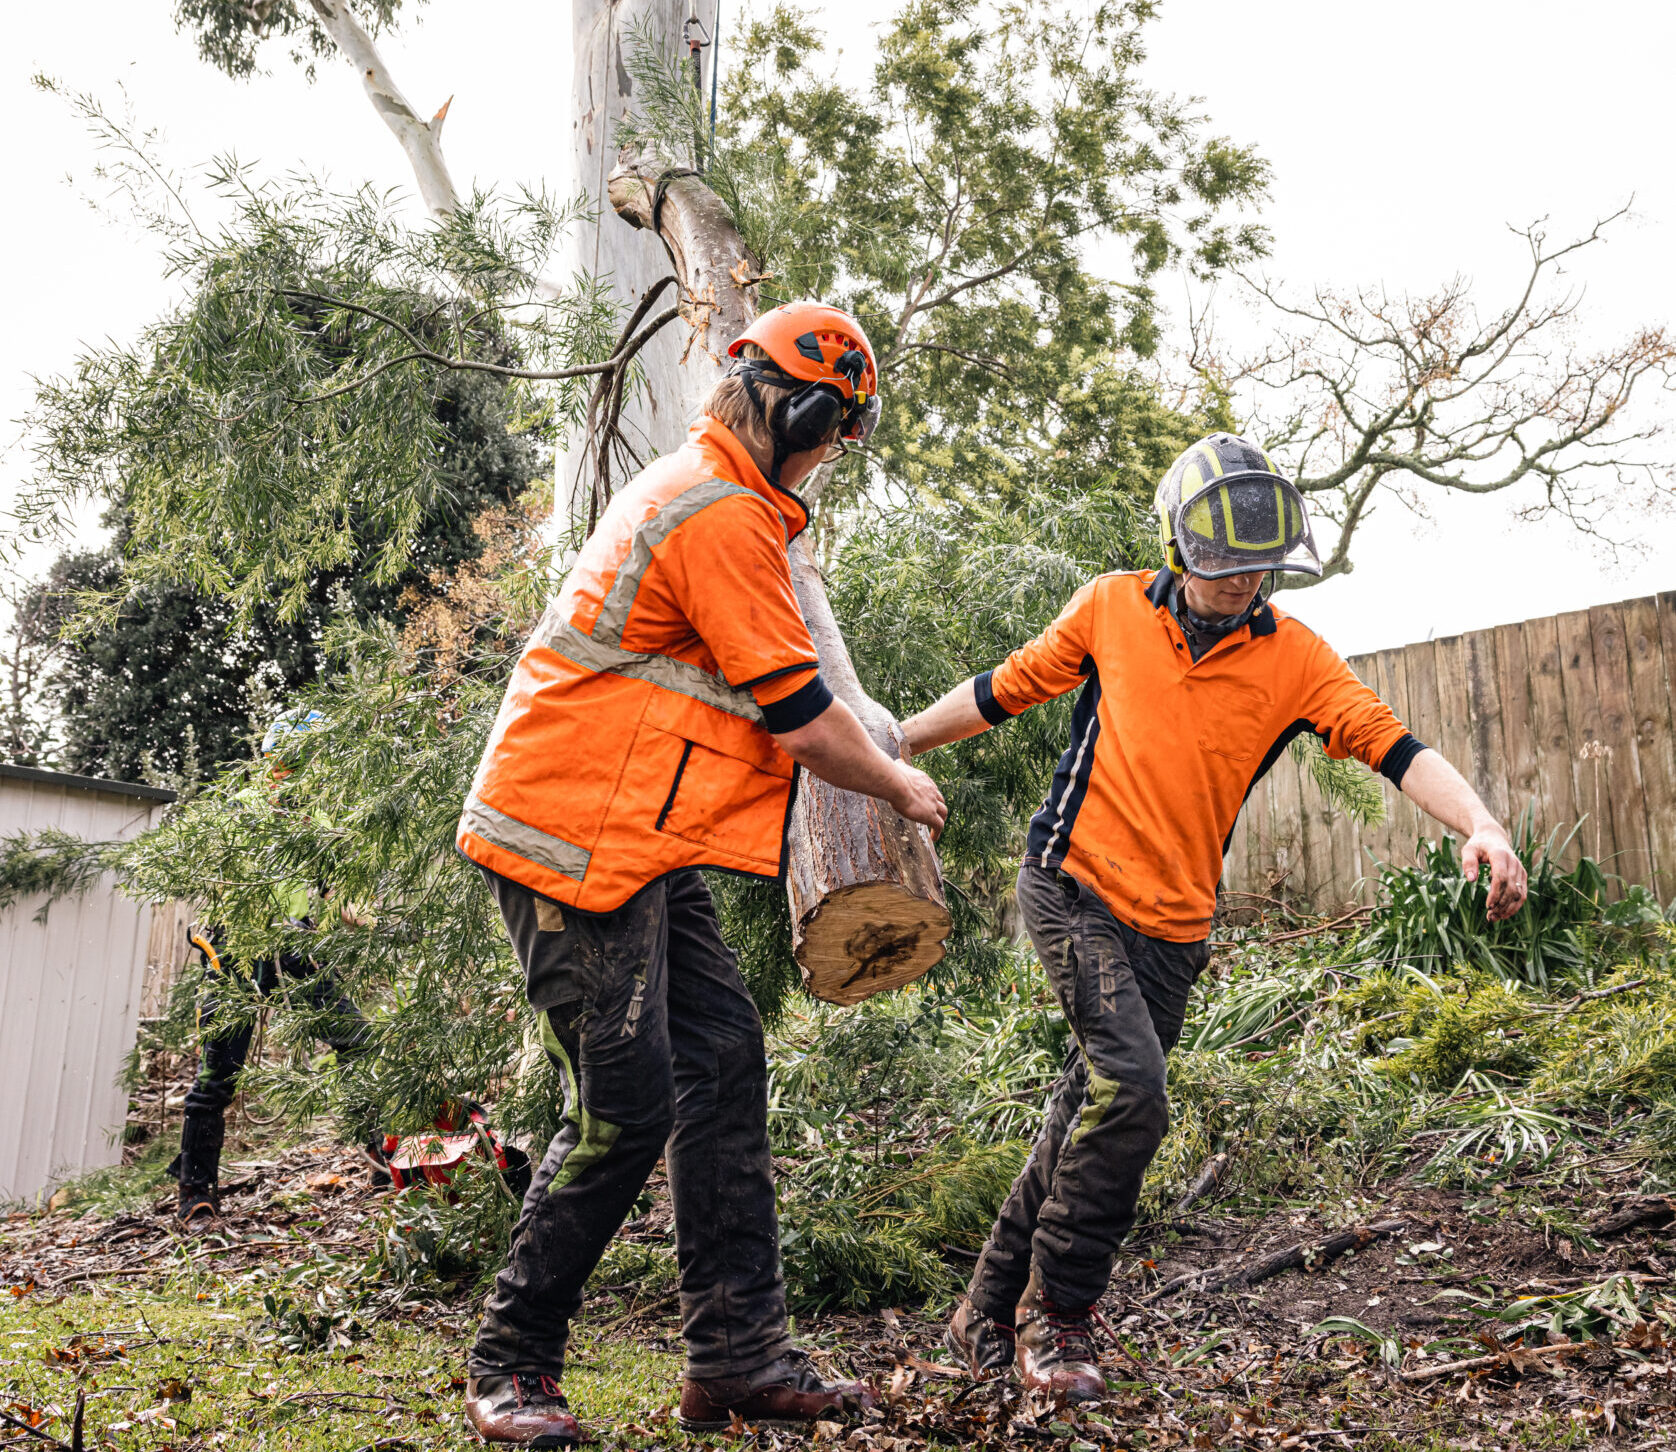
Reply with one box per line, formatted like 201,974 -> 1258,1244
1155,433 -> 1322,580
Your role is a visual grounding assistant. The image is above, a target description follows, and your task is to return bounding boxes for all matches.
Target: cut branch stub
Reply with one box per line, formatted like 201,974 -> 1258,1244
607,157 -> 763,373
607,150 -> 950,1004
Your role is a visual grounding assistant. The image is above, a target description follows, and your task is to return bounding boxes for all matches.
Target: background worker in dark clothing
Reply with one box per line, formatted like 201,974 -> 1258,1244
172,708 -> 374,1222
454,302 -> 947,1447
172,924 -> 370,1221
903,432 -> 1529,1402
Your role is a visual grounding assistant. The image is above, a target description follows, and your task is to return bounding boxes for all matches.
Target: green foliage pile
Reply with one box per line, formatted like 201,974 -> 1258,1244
1142,832 -> 1676,1211
768,963 -> 1064,1308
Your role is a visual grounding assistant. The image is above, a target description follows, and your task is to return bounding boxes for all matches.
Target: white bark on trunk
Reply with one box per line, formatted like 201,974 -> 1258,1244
306,0 -> 460,219
556,0 -> 695,522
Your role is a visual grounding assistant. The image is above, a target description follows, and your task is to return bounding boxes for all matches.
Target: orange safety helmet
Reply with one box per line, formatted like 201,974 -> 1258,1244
726,301 -> 881,449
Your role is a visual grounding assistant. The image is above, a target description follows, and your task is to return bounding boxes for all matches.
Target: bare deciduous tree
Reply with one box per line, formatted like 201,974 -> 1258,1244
1189,212 -> 1675,585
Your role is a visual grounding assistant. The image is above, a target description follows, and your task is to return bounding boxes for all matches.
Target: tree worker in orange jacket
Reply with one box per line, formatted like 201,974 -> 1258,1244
454,301 -> 947,1446
903,432 -> 1529,1403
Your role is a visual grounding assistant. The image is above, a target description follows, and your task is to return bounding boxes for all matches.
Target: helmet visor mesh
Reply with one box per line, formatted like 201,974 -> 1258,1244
1176,478 -> 1322,579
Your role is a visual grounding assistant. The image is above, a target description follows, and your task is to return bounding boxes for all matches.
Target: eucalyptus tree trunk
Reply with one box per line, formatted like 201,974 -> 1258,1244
556,0 -> 695,518
610,157 -> 951,1004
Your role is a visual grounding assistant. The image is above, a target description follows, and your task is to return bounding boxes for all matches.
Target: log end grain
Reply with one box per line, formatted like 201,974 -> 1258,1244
795,880 -> 951,1006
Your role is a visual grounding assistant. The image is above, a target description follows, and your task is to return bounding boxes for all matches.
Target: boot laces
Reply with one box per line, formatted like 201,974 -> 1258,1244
514,1373 -> 566,1405
1042,1311 -> 1097,1364
773,1348 -> 825,1392
968,1310 -> 1016,1371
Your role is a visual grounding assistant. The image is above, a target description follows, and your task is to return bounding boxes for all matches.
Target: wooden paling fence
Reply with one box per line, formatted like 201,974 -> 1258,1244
141,899 -> 196,1019
1222,591 -> 1676,913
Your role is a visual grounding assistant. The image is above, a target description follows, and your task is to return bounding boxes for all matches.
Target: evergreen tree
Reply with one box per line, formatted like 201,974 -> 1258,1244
35,366 -> 544,784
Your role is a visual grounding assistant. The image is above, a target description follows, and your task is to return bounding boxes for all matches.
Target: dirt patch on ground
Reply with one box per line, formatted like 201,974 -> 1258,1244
5,1143 -> 1675,1448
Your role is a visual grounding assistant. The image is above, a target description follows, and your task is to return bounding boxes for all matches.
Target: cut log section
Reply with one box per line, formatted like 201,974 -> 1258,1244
609,153 -> 951,1004
784,534 -> 950,1004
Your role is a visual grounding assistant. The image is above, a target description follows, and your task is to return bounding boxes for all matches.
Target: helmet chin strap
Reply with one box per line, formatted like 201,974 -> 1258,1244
737,366 -> 792,489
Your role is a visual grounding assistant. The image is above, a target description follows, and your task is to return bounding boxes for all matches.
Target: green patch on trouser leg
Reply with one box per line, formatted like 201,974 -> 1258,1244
1071,1067 -> 1120,1147
540,1009 -> 622,1190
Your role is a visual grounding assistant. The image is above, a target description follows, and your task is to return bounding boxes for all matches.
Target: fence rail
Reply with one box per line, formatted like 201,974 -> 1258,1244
1222,591 -> 1676,911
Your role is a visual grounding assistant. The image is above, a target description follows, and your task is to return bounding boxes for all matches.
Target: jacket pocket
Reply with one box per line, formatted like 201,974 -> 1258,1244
655,736 -> 789,866
1193,680 -> 1274,762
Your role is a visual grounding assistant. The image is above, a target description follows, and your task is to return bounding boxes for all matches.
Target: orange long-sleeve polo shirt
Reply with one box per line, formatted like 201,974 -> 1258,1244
976,569 -> 1423,943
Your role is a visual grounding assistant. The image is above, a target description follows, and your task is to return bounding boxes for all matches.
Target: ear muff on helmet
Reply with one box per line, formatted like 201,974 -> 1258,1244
776,381 -> 848,453
733,359 -> 876,487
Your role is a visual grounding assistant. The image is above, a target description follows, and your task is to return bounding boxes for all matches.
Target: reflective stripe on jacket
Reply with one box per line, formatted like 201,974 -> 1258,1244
978,569 -> 1424,942
457,416 -> 825,912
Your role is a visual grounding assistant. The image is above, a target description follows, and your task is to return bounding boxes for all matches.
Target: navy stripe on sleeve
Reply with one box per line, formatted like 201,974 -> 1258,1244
974,670 -> 1014,726
1380,732 -> 1427,788
758,673 -> 834,733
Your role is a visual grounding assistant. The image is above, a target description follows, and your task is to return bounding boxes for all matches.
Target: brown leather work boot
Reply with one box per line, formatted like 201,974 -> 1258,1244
946,1297 -> 1017,1379
1015,1279 -> 1105,1403
678,1349 -> 875,1432
462,1373 -> 582,1446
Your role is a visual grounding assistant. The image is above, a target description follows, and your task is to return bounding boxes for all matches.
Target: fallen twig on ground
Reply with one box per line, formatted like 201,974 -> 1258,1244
0,1404 -> 72,1451
1146,1219 -> 1406,1302
1399,1341 -> 1583,1384
1260,907 -> 1375,944
1172,1152 -> 1230,1216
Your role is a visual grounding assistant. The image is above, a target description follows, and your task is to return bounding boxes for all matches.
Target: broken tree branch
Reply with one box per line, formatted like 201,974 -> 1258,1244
1147,1218 -> 1406,1302
305,0 -> 458,219
1172,1151 -> 1230,1216
1398,1340 -> 1583,1385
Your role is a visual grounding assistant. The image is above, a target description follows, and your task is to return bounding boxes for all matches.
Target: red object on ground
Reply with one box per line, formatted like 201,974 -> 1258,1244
383,1099 -> 515,1192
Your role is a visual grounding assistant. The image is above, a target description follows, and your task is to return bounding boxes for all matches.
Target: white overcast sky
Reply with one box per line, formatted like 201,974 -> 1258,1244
3,0 -> 1673,657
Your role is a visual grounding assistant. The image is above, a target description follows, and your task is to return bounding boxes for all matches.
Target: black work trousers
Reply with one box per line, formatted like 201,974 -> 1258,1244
969,863 -> 1210,1317
470,868 -> 791,1383
175,929 -> 370,1191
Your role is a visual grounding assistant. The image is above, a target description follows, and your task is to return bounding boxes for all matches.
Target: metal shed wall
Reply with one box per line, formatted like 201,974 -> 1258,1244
0,766 -> 174,1205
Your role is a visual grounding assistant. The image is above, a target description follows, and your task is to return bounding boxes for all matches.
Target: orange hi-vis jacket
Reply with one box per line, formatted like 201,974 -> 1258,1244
978,569 -> 1425,943
457,417 -> 834,912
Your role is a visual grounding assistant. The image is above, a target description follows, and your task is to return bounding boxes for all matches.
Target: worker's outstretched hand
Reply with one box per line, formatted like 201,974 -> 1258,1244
891,761 -> 949,841
1462,827 -> 1528,921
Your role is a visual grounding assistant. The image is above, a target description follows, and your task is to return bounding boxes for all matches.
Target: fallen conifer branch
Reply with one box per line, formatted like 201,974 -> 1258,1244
1146,1218 -> 1406,1302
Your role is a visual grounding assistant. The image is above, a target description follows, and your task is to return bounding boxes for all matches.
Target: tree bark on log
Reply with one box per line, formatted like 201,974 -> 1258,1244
609,154 -> 950,1004
783,534 -> 950,1003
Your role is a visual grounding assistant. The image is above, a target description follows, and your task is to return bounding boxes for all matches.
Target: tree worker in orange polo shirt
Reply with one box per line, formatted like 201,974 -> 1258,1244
453,301 -> 947,1446
903,432 -> 1529,1403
